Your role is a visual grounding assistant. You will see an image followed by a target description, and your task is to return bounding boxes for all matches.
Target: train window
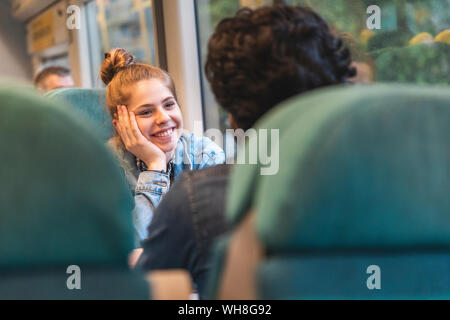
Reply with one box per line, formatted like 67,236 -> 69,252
195,0 -> 450,131
286,0 -> 450,85
85,0 -> 157,87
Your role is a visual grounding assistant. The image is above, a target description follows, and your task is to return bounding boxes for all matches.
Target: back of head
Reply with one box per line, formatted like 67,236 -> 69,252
100,48 -> 177,119
205,4 -> 355,130
0,84 -> 148,299
34,66 -> 73,93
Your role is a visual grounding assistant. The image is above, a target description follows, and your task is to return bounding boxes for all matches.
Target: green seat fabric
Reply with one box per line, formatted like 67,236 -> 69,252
1,270 -> 149,300
258,254 -> 450,299
0,85 -> 149,299
45,88 -> 114,143
220,84 -> 450,299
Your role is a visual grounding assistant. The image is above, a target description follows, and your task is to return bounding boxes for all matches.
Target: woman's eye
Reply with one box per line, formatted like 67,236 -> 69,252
165,102 -> 175,109
139,110 -> 152,116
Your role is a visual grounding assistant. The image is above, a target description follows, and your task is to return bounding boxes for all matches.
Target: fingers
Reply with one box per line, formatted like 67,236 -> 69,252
114,106 -> 166,166
114,106 -> 125,142
129,111 -> 145,141
116,105 -> 149,151
116,105 -> 133,146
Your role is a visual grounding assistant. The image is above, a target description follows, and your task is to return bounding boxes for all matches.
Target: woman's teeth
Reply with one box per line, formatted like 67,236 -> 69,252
154,129 -> 173,137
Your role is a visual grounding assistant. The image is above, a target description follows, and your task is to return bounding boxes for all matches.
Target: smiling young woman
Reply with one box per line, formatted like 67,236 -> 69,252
100,48 -> 225,243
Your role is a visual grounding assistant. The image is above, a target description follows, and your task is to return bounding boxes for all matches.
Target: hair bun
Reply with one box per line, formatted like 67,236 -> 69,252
100,48 -> 135,85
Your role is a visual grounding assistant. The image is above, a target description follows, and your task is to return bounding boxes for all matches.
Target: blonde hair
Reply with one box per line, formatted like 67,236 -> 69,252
100,48 -> 178,117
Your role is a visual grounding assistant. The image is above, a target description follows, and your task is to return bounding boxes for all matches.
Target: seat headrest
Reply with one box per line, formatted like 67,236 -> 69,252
46,88 -> 113,142
228,84 -> 450,253
0,85 -> 135,272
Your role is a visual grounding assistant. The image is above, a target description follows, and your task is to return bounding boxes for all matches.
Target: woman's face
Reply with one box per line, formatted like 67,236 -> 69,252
127,79 -> 183,154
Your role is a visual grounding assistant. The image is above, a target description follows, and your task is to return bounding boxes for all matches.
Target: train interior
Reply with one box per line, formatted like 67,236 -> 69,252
0,0 -> 449,300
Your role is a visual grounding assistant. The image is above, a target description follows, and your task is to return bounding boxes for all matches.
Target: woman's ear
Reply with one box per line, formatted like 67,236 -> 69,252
228,113 -> 239,130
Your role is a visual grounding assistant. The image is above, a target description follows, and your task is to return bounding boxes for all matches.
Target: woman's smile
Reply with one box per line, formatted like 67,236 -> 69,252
127,79 -> 184,154
150,127 -> 177,143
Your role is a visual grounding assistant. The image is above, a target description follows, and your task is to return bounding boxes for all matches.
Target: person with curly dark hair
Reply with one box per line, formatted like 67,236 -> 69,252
205,4 -> 355,130
136,4 -> 355,298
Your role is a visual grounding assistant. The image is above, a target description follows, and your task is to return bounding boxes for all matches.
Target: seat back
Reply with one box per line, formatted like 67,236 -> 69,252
258,254 -> 450,299
46,88 -> 114,143
0,85 -> 148,299
212,84 -> 450,299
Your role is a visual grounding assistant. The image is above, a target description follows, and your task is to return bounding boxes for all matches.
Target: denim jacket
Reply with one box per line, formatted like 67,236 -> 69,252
108,131 -> 225,243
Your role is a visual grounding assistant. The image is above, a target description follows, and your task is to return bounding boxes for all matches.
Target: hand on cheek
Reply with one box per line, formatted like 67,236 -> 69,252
114,105 -> 167,171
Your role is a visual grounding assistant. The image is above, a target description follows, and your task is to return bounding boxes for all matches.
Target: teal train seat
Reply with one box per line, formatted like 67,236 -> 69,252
209,84 -> 450,299
0,85 -> 149,299
46,88 -> 114,143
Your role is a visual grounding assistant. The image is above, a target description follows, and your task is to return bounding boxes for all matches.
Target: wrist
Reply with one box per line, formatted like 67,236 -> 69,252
145,159 -> 166,171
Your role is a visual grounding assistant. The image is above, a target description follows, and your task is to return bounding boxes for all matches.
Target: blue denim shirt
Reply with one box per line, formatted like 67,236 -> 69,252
108,131 -> 225,243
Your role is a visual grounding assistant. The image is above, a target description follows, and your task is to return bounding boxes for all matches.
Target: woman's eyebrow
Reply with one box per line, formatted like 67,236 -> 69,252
133,104 -> 154,111
132,96 -> 175,111
162,96 -> 175,103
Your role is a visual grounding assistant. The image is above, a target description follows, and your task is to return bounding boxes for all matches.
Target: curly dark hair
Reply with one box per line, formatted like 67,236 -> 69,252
205,5 -> 356,130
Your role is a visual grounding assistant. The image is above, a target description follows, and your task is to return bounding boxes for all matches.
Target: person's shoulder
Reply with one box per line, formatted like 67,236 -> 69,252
166,165 -> 230,224
179,131 -> 225,164
182,164 -> 231,181
106,136 -> 124,155
106,136 -> 138,182
107,136 -> 132,164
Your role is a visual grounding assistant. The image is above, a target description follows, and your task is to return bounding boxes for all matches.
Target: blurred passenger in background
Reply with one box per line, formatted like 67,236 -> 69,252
136,4 -> 355,298
34,66 -> 74,93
